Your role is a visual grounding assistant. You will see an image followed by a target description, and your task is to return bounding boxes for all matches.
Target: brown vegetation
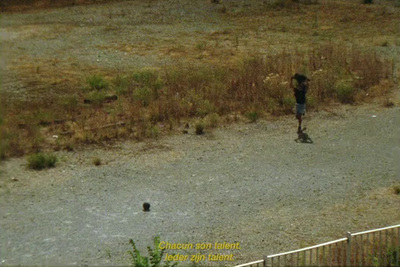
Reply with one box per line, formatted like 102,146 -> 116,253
0,0 -> 398,159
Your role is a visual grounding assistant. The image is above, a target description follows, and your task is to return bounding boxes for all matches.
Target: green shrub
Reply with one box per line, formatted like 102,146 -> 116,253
335,81 -> 355,104
195,120 -> 205,135
245,111 -> 260,122
128,236 -> 177,267
27,153 -> 58,170
87,74 -> 109,91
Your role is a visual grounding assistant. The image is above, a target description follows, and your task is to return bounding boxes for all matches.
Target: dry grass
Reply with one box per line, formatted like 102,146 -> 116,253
0,0 -> 398,158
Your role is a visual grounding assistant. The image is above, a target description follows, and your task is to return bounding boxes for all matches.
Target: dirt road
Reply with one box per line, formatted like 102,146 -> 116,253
1,102 -> 399,266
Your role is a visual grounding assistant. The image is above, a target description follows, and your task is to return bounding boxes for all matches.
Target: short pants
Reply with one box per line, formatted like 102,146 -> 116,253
295,103 -> 306,116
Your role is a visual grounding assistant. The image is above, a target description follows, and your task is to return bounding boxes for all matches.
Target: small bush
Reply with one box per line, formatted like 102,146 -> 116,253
363,0 -> 373,4
27,153 -> 58,170
245,111 -> 260,122
128,236 -> 177,267
87,74 -> 109,91
195,120 -> 205,135
335,81 -> 355,104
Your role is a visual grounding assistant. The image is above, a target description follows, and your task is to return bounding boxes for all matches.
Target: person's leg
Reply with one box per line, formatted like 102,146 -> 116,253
296,114 -> 302,132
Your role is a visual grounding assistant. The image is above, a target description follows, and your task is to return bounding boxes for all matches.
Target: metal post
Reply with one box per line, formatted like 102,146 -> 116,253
396,227 -> 399,267
346,232 -> 352,267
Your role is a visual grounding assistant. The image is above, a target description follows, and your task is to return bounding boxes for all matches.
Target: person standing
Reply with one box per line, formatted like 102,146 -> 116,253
290,73 -> 310,133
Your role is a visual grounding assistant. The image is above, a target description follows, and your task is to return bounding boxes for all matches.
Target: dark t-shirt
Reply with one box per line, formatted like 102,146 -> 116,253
294,84 -> 307,104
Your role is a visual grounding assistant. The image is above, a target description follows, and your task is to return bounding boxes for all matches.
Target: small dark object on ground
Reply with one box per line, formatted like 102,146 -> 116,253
143,202 -> 150,212
93,158 -> 101,166
195,121 -> 205,135
84,95 -> 117,104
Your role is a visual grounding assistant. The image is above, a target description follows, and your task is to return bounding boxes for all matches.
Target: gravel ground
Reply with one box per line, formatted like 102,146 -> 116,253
0,1 -> 399,266
1,102 -> 399,266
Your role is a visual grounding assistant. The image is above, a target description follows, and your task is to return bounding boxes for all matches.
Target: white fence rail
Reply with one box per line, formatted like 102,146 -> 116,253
235,224 -> 400,267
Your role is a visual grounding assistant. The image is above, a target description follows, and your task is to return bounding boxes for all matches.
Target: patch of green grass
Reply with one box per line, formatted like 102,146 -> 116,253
27,153 -> 58,170
87,74 -> 109,91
